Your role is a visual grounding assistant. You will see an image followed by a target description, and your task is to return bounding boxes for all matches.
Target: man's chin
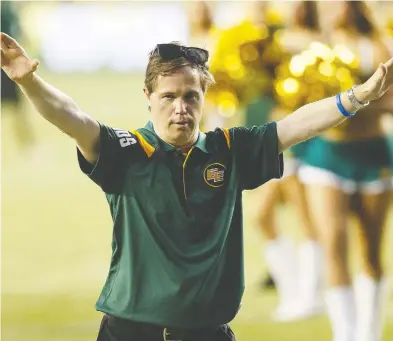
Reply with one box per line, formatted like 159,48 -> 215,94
171,124 -> 192,134
168,128 -> 195,146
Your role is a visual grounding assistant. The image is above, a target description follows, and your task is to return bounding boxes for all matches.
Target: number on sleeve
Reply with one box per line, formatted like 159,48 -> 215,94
114,129 -> 137,147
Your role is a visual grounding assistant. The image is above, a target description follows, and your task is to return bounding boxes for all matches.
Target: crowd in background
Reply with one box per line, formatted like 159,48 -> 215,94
2,2 -> 393,341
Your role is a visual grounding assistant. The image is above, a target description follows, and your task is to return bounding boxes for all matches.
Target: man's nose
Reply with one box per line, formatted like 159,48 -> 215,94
174,99 -> 187,114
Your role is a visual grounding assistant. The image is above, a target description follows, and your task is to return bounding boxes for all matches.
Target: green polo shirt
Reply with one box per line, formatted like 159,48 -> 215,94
78,120 -> 283,328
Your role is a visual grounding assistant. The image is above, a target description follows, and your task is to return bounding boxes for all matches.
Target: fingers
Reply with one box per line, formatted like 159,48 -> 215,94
364,63 -> 386,98
0,34 -> 7,50
371,64 -> 386,85
383,58 -> 393,84
1,48 -> 6,66
0,32 -> 18,49
384,57 -> 393,69
380,63 -> 388,76
31,59 -> 40,71
365,57 -> 393,99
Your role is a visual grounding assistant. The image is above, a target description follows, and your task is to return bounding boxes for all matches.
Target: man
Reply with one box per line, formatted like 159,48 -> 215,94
1,32 -> 392,341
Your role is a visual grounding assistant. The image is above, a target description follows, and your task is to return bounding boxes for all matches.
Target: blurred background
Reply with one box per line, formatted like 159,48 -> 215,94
2,1 -> 393,341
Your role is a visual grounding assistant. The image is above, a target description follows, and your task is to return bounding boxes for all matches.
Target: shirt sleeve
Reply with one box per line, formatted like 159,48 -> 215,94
77,122 -> 142,193
230,122 -> 284,190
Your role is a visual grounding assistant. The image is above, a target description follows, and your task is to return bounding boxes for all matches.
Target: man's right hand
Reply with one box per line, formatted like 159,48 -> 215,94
1,32 -> 101,164
1,32 -> 39,84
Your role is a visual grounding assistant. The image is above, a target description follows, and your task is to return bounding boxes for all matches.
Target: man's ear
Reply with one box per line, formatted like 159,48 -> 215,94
143,87 -> 152,111
143,87 -> 151,100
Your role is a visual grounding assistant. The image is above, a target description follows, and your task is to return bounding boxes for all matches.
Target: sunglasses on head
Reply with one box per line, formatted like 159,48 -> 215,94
153,43 -> 209,65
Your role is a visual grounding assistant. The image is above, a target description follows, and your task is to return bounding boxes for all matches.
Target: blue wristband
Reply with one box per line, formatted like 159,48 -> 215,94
336,93 -> 356,118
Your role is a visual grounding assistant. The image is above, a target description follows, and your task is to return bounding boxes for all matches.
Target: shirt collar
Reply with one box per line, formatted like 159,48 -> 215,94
144,121 -> 208,153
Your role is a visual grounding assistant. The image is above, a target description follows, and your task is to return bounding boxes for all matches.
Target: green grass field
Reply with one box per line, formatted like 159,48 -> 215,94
2,71 -> 392,341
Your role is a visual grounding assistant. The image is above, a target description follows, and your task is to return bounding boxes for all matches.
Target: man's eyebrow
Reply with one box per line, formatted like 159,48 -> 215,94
185,90 -> 200,96
159,91 -> 175,96
158,90 -> 200,96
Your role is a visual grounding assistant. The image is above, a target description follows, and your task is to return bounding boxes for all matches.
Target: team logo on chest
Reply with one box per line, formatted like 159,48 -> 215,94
204,163 -> 226,188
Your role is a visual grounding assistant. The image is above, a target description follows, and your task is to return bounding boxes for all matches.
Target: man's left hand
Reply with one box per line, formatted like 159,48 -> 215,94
355,57 -> 393,103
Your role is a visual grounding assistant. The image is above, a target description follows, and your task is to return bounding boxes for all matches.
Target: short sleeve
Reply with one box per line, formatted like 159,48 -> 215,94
77,122 -> 142,193
230,122 -> 284,190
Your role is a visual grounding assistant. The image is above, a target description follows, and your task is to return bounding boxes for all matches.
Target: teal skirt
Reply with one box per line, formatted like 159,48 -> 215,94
290,139 -> 311,161
388,134 -> 393,168
302,136 -> 392,182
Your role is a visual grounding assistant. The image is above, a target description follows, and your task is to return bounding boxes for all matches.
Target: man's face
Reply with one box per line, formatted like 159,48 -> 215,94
144,66 -> 205,147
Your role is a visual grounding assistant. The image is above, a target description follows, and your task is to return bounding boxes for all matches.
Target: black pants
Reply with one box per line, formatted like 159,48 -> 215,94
97,315 -> 236,341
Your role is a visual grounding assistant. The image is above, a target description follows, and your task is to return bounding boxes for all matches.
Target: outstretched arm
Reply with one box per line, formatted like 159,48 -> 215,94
277,57 -> 393,153
0,32 -> 100,164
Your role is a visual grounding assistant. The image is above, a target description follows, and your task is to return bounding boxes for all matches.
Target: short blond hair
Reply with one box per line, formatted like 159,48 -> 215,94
144,42 -> 216,93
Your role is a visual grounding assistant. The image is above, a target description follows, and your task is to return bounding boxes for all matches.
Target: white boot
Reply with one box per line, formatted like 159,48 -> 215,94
295,239 -> 325,317
272,239 -> 325,321
264,237 -> 298,321
354,274 -> 387,341
325,286 -> 356,341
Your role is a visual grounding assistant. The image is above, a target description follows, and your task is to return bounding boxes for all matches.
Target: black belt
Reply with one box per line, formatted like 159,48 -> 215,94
105,315 -> 218,341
